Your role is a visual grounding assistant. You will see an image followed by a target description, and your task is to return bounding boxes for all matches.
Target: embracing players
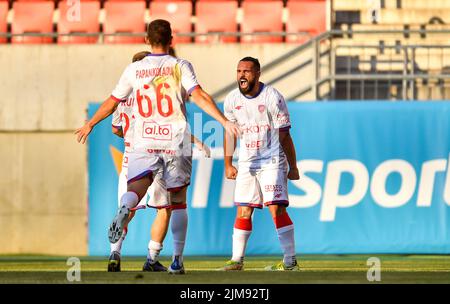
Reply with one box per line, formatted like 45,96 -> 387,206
76,20 -> 240,274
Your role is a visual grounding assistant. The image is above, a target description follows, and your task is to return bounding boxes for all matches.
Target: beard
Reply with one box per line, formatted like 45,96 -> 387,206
238,78 -> 257,95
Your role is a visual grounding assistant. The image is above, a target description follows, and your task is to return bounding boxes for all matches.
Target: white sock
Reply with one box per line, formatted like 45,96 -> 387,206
120,192 -> 139,210
110,229 -> 127,254
231,228 -> 251,263
147,240 -> 163,263
171,209 -> 188,262
277,225 -> 296,266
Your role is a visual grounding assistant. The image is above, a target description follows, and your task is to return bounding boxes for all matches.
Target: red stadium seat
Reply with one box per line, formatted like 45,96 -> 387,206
12,2 -> 54,44
286,0 -> 326,43
195,1 -> 238,43
150,1 -> 192,44
58,1 -> 100,44
241,1 -> 283,43
0,2 -> 7,43
103,1 -> 146,44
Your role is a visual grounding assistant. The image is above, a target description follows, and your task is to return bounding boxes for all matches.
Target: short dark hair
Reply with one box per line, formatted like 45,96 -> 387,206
147,19 -> 172,47
239,57 -> 260,71
132,51 -> 151,62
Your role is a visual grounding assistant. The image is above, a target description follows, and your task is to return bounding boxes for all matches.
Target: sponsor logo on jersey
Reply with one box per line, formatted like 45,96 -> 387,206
276,114 -> 290,125
274,193 -> 283,199
265,185 -> 283,193
235,105 -> 243,110
142,122 -> 172,141
242,124 -> 271,134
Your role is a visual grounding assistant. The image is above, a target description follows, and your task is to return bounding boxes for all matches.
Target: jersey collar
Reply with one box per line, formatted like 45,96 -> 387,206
242,82 -> 265,99
146,53 -> 169,57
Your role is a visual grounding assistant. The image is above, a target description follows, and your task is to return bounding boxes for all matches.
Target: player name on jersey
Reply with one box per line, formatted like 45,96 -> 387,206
136,67 -> 174,79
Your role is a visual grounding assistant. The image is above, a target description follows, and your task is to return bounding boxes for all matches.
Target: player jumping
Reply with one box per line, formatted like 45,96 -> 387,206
75,20 -> 240,274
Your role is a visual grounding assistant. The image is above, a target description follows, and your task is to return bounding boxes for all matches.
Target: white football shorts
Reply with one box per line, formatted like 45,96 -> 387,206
118,152 -> 169,209
126,149 -> 191,192
234,167 -> 289,209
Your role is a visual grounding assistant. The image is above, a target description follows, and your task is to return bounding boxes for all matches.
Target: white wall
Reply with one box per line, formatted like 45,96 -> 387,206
0,43 -> 308,131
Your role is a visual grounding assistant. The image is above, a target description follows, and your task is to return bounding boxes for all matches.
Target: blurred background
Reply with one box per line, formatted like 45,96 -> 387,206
0,0 -> 449,257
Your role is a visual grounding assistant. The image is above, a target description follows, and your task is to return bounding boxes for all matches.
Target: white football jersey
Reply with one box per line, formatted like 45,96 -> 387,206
111,93 -> 135,147
224,83 -> 291,169
111,54 -> 200,152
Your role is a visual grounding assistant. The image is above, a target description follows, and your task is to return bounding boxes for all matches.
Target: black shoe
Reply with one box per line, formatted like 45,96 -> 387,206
107,251 -> 121,272
142,259 -> 167,272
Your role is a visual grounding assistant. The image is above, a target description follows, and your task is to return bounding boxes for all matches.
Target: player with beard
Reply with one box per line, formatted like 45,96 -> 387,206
220,57 -> 300,271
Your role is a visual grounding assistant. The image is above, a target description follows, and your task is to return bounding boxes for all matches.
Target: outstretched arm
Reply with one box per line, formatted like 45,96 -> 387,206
191,135 -> 211,158
190,88 -> 241,138
75,96 -> 120,144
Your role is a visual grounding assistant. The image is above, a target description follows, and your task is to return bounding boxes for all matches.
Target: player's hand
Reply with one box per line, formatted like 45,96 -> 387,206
224,120 -> 241,138
288,167 -> 300,180
225,165 -> 238,180
74,121 -> 93,144
195,141 -> 211,158
201,143 -> 211,158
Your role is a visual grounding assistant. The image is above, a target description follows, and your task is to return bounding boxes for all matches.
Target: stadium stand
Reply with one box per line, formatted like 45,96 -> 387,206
0,0 -> 329,44
0,2 -> 7,43
195,1 -> 238,43
286,0 -> 326,43
57,1 -> 101,44
11,1 -> 54,44
103,1 -> 146,44
150,1 -> 192,43
240,0 -> 284,43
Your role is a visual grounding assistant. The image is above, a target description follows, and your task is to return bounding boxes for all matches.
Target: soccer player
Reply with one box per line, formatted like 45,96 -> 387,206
107,51 -> 151,272
221,57 -> 300,271
75,19 -> 240,274
109,51 -> 211,273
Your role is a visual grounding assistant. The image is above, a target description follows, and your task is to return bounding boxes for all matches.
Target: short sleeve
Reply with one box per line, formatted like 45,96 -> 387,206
111,64 -> 133,101
111,108 -> 122,128
179,60 -> 200,95
224,94 -> 237,123
268,90 -> 291,130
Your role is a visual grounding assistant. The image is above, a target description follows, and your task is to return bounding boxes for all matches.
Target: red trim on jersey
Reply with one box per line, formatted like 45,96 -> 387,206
124,142 -> 130,147
234,217 -> 252,231
130,205 -> 146,211
147,205 -> 171,210
110,95 -> 126,102
171,203 -> 187,210
167,183 -> 190,193
234,202 -> 263,209
273,212 -> 293,229
127,170 -> 153,184
264,200 -> 289,207
188,85 -> 201,95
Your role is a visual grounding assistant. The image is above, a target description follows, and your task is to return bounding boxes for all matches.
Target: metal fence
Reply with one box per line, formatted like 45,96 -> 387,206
210,29 -> 450,101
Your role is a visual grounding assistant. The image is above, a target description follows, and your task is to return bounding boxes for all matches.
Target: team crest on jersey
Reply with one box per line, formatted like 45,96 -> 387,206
258,105 -> 266,113
235,105 -> 243,110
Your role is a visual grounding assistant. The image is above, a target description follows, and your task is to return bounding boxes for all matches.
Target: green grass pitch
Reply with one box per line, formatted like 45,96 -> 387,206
0,255 -> 449,284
